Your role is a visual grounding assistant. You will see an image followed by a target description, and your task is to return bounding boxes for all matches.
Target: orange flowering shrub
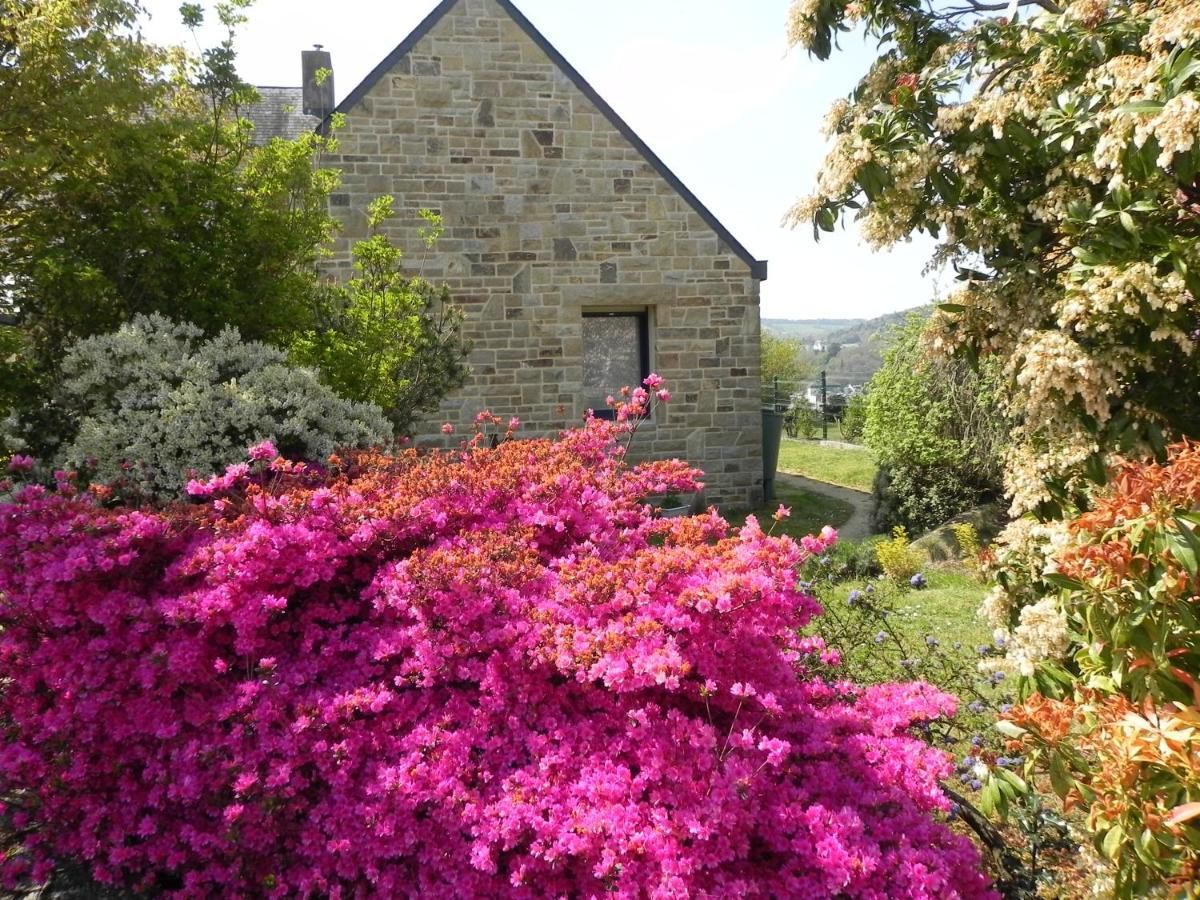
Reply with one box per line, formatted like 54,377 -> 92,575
1001,443 -> 1200,897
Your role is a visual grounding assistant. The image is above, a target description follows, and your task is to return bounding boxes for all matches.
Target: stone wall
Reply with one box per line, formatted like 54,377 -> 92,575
324,0 -> 764,509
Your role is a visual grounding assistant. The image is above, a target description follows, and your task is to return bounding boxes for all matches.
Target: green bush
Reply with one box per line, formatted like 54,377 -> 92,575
864,316 -> 1006,533
783,398 -> 820,439
871,462 -> 994,536
840,393 -> 867,443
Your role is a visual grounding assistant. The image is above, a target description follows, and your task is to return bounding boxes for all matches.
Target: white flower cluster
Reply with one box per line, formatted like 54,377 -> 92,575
981,517 -> 1073,673
1138,92 -> 1200,169
54,315 -> 392,499
1006,597 -> 1072,676
786,0 -> 822,50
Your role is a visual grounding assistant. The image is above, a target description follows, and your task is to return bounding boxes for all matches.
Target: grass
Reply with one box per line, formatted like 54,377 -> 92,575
733,481 -> 855,542
778,437 -> 878,493
888,568 -> 992,648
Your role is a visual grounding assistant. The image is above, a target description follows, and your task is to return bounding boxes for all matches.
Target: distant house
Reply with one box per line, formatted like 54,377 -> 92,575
250,0 -> 768,508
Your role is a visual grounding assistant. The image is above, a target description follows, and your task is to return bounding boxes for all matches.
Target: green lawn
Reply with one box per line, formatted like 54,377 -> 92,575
810,563 -> 994,686
888,569 -> 992,648
778,438 -> 878,493
734,481 -> 855,542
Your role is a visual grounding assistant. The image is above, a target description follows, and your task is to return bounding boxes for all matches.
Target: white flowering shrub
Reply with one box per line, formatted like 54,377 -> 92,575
52,315 -> 392,499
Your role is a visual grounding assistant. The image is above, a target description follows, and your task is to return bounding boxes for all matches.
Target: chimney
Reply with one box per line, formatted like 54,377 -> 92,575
302,45 -> 334,119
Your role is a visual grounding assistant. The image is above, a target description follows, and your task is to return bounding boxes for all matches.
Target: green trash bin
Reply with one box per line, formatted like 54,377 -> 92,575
762,409 -> 783,504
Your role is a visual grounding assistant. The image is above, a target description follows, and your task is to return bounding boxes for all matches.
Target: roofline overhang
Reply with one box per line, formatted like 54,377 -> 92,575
323,0 -> 768,281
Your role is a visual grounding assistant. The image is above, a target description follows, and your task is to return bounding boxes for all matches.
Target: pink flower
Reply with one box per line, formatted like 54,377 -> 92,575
441,422 -> 455,435
643,373 -> 664,389
656,389 -> 671,403
7,455 -> 34,472
0,424 -> 994,898
773,505 -> 791,522
247,440 -> 278,461
508,417 -> 521,431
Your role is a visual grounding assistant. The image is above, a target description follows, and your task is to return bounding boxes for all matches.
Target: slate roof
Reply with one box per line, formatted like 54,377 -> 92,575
328,0 -> 767,280
243,86 -> 321,145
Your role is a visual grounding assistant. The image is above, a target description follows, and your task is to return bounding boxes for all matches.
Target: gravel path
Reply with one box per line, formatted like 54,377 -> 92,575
777,471 -> 874,542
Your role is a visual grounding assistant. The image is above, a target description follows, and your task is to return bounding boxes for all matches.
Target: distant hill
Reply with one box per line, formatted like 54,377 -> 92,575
825,307 -> 927,348
762,318 -> 865,342
764,307 -> 931,389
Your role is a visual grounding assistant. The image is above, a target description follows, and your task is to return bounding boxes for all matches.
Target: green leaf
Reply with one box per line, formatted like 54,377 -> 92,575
1048,753 -> 1073,797
1117,100 -> 1165,115
995,720 -> 1027,739
994,767 -> 1028,794
1043,571 -> 1084,592
1173,518 -> 1200,577
1102,823 -> 1126,860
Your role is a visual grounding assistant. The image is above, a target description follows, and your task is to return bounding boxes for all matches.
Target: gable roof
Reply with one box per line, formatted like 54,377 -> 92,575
244,87 -> 321,145
328,0 -> 768,281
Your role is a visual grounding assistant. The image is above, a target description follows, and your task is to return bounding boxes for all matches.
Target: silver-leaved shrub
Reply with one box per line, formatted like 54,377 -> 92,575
51,314 -> 391,498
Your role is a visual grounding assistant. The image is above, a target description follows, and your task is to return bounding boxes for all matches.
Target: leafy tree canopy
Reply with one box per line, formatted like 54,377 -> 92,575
0,0 -> 468,448
789,0 -> 1200,517
761,332 -> 817,388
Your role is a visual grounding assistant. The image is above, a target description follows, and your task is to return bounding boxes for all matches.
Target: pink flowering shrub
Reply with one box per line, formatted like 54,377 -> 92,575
0,416 -> 994,898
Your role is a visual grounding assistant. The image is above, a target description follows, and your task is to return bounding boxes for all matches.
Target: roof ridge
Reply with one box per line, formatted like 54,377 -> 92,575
326,0 -> 767,280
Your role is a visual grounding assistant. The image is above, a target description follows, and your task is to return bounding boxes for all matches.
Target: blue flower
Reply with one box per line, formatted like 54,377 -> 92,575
874,631 -> 887,644
909,573 -> 926,589
994,637 -> 1007,649
998,703 -> 1012,714
970,779 -> 982,791
925,636 -> 939,647
990,671 -> 1006,684
970,735 -> 983,747
968,701 -> 986,714
848,590 -> 863,606
953,641 -> 963,651
865,583 -> 874,594
819,556 -> 831,566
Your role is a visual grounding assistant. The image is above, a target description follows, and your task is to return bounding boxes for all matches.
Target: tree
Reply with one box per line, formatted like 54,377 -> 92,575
863,315 -> 1007,532
789,2 -> 1200,887
788,0 -> 1200,519
1,1 -> 334,361
761,332 -> 816,389
0,1 -> 468,451
290,200 -> 469,434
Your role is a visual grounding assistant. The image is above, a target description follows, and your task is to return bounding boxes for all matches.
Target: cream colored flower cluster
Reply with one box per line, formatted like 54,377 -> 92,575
1006,598 -> 1072,676
1003,434 -> 1098,516
1138,92 -> 1200,169
980,518 -> 1073,673
1144,0 -> 1200,51
1009,328 -> 1119,425
1058,264 -> 1191,342
786,0 -> 823,50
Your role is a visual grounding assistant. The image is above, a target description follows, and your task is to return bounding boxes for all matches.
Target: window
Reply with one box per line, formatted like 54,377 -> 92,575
582,310 -> 650,419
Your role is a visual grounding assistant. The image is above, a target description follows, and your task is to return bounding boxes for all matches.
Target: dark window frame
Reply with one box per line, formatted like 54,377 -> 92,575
582,309 -> 651,420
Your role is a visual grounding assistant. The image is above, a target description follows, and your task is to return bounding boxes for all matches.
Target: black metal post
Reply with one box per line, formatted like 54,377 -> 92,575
773,375 -> 779,412
821,370 -> 828,441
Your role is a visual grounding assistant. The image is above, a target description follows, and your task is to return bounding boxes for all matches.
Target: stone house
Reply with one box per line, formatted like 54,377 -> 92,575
256,0 -> 768,508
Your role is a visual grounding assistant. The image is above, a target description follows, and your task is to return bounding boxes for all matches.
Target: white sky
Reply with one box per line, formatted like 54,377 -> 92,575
138,0 -> 942,320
